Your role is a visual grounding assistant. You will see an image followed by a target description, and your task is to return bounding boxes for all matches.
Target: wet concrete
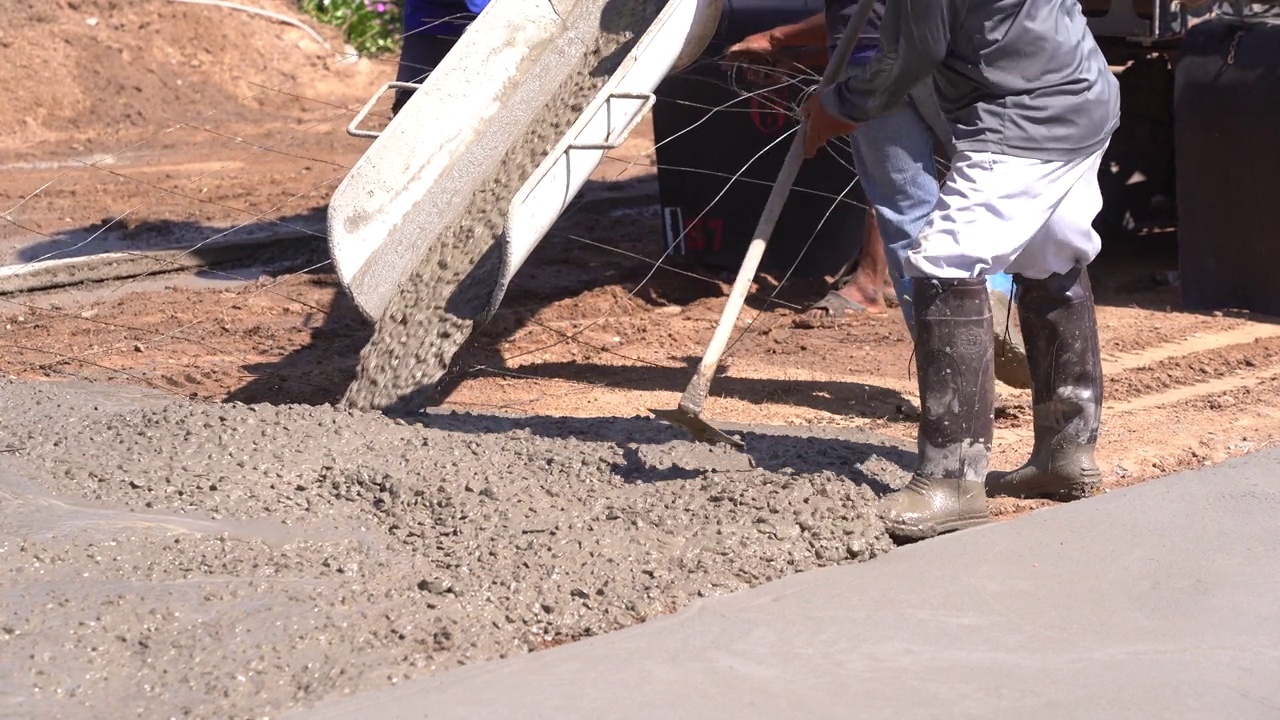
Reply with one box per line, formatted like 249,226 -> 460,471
299,448 -> 1280,720
0,379 -> 908,718
343,0 -> 668,412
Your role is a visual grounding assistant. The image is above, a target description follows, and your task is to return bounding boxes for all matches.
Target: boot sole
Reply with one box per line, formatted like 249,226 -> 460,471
885,512 -> 990,542
986,480 -> 1100,502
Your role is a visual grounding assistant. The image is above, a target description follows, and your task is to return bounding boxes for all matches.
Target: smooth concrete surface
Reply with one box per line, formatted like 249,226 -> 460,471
299,449 -> 1280,720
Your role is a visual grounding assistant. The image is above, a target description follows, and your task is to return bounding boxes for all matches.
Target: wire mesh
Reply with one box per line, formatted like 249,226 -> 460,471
0,6 -> 937,417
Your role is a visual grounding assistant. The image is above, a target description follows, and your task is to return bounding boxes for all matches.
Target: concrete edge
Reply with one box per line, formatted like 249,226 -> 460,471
289,447 -> 1280,720
0,231 -> 327,296
0,183 -> 655,297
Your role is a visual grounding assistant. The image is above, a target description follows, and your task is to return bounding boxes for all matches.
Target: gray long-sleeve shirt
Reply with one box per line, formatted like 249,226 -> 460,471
821,0 -> 1120,161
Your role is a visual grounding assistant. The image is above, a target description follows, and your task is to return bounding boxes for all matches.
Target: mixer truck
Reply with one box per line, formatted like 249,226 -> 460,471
1085,0 -> 1280,314
647,0 -> 1280,313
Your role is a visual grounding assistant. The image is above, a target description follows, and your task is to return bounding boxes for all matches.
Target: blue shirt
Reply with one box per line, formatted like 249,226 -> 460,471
824,0 -> 884,66
403,0 -> 490,35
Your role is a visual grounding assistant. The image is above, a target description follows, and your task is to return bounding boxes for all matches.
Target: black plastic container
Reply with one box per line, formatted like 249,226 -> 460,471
651,0 -> 867,279
1175,19 -> 1280,314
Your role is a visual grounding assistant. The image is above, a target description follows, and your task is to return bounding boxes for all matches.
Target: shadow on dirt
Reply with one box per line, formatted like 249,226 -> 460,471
12,208 -> 329,265
474,358 -> 913,421
224,191 -> 847,409
226,286 -> 372,405
217,195 -> 1193,413
399,409 -> 913,493
225,304 -> 915,424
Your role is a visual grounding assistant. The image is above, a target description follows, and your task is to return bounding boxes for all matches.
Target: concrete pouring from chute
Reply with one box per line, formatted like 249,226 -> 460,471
327,0 -> 724,323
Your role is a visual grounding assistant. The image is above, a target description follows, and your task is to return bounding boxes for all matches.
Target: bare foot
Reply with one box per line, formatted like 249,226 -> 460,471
881,276 -> 899,308
793,271 -> 888,328
839,274 -> 889,314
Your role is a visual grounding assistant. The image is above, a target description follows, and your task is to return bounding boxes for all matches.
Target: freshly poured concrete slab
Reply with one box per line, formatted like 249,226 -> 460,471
299,450 -> 1280,719
0,379 -> 909,717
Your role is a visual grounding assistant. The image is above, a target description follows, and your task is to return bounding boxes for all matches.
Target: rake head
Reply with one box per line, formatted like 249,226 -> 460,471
650,406 -> 745,449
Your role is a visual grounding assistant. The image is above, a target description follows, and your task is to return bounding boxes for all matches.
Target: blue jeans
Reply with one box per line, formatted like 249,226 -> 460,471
847,100 -> 1015,338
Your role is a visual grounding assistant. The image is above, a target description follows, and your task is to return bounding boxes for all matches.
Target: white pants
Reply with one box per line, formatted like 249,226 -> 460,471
904,147 -> 1108,280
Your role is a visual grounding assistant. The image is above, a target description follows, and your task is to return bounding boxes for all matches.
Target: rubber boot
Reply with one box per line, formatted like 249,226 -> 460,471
986,267 -> 1103,501
879,278 -> 994,540
894,273 -> 1031,389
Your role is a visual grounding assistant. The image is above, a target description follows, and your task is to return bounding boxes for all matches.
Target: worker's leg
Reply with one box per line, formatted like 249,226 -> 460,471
391,31 -> 461,115
833,210 -> 891,313
898,85 -> 1027,340
879,276 -> 995,540
988,157 -> 1107,500
850,105 -> 1030,387
794,211 -> 891,326
846,105 -> 937,335
987,267 -> 1103,499
840,210 -> 891,311
903,149 -> 1106,280
881,147 -> 1106,539
859,211 -> 894,303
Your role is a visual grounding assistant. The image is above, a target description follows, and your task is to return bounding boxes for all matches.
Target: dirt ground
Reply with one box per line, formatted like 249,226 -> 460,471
10,222 -> 1277,518
4,1 -> 1280,511
4,0 -> 1280,714
1,0 -> 1277,523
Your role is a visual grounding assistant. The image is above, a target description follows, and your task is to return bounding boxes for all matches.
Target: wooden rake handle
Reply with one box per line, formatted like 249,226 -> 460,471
677,0 -> 880,413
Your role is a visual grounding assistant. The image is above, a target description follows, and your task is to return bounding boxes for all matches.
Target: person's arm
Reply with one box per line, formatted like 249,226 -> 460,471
726,13 -> 829,73
762,13 -> 828,49
726,13 -> 826,56
820,0 -> 953,123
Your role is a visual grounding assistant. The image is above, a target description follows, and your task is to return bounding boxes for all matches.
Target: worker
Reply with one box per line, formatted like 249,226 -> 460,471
392,0 -> 491,115
801,0 -> 1117,539
725,10 -> 1031,389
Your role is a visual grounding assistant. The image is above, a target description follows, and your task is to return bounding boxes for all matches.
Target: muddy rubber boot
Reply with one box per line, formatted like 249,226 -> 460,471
905,273 -> 1030,388
986,267 -> 1103,501
879,278 -> 994,541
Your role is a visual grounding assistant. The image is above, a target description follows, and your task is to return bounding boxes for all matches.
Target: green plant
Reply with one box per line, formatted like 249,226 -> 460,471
300,0 -> 402,56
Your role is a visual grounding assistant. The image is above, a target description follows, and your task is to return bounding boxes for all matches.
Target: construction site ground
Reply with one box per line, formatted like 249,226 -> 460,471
2,1 -> 1279,714
299,450 -> 1280,720
3,0 -> 1276,518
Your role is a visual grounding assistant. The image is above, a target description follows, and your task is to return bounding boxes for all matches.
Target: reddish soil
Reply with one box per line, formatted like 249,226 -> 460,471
6,0 -> 1280,525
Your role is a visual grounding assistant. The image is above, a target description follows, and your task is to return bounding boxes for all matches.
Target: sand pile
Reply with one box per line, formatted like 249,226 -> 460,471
0,379 -> 905,717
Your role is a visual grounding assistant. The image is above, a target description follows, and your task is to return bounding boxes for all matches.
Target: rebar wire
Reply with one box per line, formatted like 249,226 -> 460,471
3,25 -> 950,411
